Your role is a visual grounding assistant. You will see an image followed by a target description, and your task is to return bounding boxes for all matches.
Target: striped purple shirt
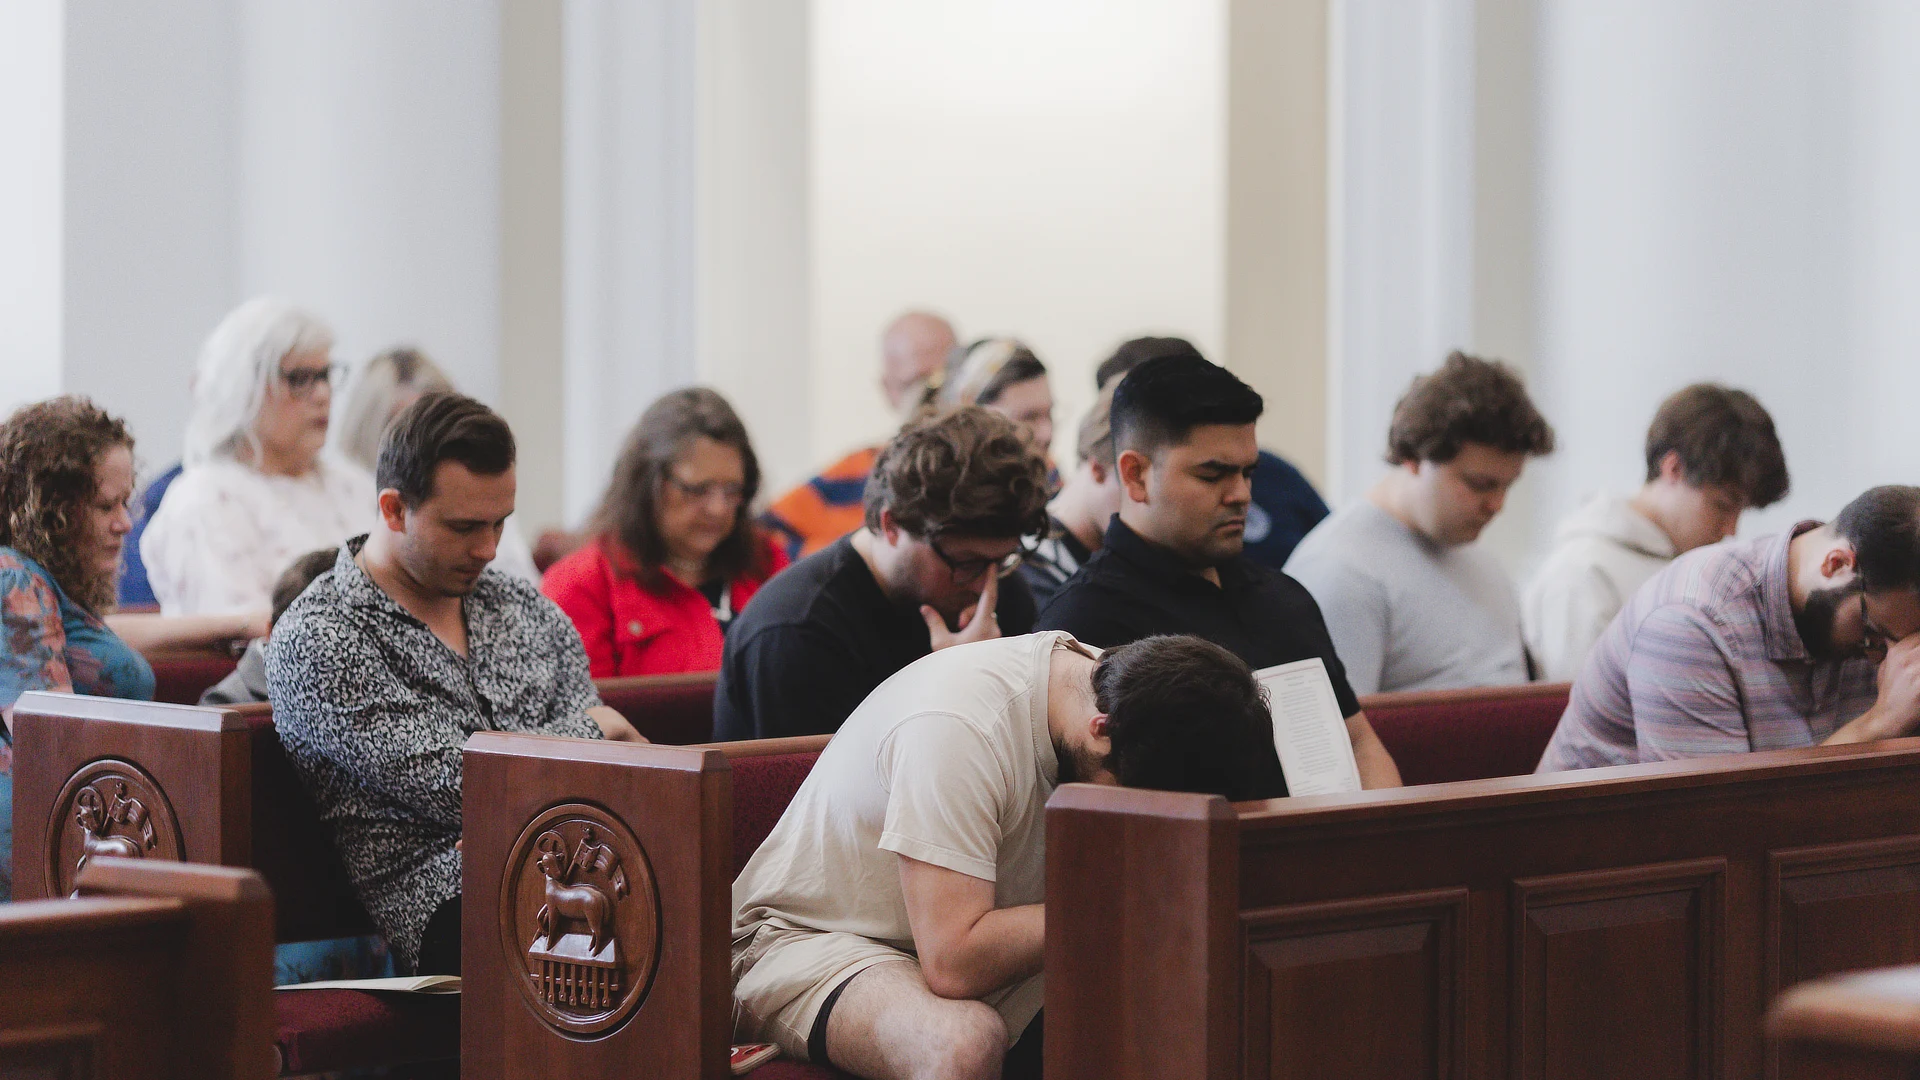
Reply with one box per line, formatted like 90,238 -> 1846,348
1537,523 -> 1878,772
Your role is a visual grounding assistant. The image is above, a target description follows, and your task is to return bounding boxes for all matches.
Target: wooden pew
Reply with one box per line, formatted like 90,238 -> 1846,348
460,731 -> 734,1080
147,647 -> 241,705
1769,966 -> 1920,1079
1045,738 -> 1920,1080
8,692 -> 456,1075
1,857 -> 274,1080
596,670 -> 722,744
1362,681 -> 1568,784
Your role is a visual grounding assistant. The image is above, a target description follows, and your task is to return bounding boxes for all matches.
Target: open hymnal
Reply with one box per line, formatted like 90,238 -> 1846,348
277,975 -> 462,994
1254,657 -> 1362,796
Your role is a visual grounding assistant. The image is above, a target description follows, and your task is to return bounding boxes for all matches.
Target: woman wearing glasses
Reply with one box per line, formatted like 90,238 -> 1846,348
543,387 -> 789,677
141,297 -> 375,616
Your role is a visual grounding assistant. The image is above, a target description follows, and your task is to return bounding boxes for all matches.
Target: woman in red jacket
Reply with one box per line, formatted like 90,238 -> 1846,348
543,388 -> 789,677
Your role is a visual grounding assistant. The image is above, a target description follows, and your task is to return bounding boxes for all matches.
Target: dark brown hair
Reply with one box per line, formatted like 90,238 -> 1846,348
1644,384 -> 1788,507
1835,486 -> 1920,595
1093,634 -> 1287,800
1386,351 -> 1556,465
590,387 -> 768,588
376,392 -> 516,507
270,547 -> 341,627
0,396 -> 135,612
864,407 -> 1051,540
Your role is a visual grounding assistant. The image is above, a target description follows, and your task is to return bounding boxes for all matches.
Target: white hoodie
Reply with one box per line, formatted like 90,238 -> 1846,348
1522,491 -> 1676,682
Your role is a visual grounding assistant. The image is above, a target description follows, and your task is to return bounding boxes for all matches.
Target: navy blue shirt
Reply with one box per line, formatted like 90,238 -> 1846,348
1241,450 -> 1329,570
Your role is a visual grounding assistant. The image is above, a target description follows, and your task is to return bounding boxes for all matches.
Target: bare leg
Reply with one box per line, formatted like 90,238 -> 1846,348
822,960 -> 1008,1080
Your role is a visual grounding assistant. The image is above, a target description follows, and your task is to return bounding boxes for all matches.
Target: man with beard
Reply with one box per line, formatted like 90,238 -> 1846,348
731,632 -> 1287,1080
1035,355 -> 1401,789
267,393 -> 642,975
1537,485 -> 1920,771
712,407 -> 1050,741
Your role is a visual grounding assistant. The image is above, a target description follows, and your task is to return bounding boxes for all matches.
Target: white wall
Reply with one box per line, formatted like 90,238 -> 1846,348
239,0 -> 502,403
1531,0 -> 1920,561
60,0 -> 235,474
809,0 -> 1227,468
0,0 -> 66,419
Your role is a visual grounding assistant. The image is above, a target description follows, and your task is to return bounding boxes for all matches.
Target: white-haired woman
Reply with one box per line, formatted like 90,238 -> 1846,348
140,298 -> 375,615
332,345 -> 540,582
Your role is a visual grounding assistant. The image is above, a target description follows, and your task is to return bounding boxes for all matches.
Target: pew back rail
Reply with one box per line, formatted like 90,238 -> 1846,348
1047,738 -> 1920,1080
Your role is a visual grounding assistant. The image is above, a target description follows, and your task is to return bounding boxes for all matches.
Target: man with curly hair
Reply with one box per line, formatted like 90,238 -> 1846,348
713,407 -> 1051,741
1286,351 -> 1557,694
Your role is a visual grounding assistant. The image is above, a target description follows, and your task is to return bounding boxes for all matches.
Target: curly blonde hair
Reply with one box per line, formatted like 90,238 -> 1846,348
0,396 -> 134,612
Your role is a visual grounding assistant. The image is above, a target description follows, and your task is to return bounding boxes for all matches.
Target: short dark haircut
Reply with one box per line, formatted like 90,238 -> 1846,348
1093,635 -> 1286,801
1386,351 -> 1555,465
864,407 -> 1051,540
1110,354 -> 1264,457
1644,384 -> 1789,507
270,548 -> 340,628
1096,335 -> 1205,390
590,386 -> 771,588
376,391 -> 516,507
1834,486 -> 1920,594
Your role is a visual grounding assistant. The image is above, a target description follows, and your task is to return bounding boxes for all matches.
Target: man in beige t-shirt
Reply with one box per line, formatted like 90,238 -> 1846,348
732,630 -> 1286,1080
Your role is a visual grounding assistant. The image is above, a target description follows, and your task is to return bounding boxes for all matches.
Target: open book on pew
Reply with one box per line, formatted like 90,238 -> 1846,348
277,975 -> 461,994
1255,657 -> 1361,796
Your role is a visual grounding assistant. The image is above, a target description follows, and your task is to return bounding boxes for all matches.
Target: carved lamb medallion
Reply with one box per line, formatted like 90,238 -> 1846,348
49,759 -> 183,897
500,803 -> 660,1035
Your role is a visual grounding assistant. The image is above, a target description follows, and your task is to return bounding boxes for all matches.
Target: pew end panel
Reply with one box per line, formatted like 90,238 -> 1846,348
1047,739 -> 1920,1080
11,691 -> 251,902
0,857 -> 275,1080
1046,785 -> 1240,1080
462,731 -> 733,1080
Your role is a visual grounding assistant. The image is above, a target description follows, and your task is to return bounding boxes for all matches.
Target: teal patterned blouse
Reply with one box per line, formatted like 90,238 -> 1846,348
1,545 -> 155,901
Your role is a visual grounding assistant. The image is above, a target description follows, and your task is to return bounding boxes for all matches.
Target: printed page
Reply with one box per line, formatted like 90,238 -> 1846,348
278,975 -> 462,994
1254,657 -> 1362,796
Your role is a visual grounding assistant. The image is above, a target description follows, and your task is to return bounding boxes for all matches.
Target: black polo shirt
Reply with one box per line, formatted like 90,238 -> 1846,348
1034,516 -> 1362,719
711,535 -> 1038,741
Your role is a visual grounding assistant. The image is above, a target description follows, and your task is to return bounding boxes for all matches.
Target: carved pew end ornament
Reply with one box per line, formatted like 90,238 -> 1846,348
501,804 -> 660,1036
50,760 -> 182,897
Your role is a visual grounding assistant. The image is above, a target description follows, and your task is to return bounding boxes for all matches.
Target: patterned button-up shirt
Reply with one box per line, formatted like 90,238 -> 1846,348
1538,522 -> 1878,772
266,538 -> 603,969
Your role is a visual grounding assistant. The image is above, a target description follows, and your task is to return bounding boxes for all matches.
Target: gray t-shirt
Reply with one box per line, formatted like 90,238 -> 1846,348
1284,501 -> 1528,695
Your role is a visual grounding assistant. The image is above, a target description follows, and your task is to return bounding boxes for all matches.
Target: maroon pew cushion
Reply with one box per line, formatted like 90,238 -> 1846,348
730,751 -> 824,877
149,654 -> 239,705
596,672 -> 719,745
273,989 -> 458,1075
1364,683 -> 1570,786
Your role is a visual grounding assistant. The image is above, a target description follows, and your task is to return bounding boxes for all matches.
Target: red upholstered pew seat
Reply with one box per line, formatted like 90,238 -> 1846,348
1361,680 -> 1569,785
596,670 -> 720,744
148,650 -> 240,704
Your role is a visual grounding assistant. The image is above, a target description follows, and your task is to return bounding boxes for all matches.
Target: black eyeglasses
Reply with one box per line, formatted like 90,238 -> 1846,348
926,534 -> 1030,585
280,362 -> 343,400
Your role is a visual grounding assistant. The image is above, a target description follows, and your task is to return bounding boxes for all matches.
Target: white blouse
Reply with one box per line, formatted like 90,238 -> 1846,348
141,457 -> 377,616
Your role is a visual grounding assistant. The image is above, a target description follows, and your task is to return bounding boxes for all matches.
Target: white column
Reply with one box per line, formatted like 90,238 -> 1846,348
58,0 -> 237,471
561,0 -> 699,524
237,0 -> 503,403
0,0 -> 64,419
694,0 -> 812,494
1326,0 -> 1477,507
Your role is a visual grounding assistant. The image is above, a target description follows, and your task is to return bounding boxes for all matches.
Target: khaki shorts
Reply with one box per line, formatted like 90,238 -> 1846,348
731,921 -> 914,1059
731,920 -> 1046,1061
